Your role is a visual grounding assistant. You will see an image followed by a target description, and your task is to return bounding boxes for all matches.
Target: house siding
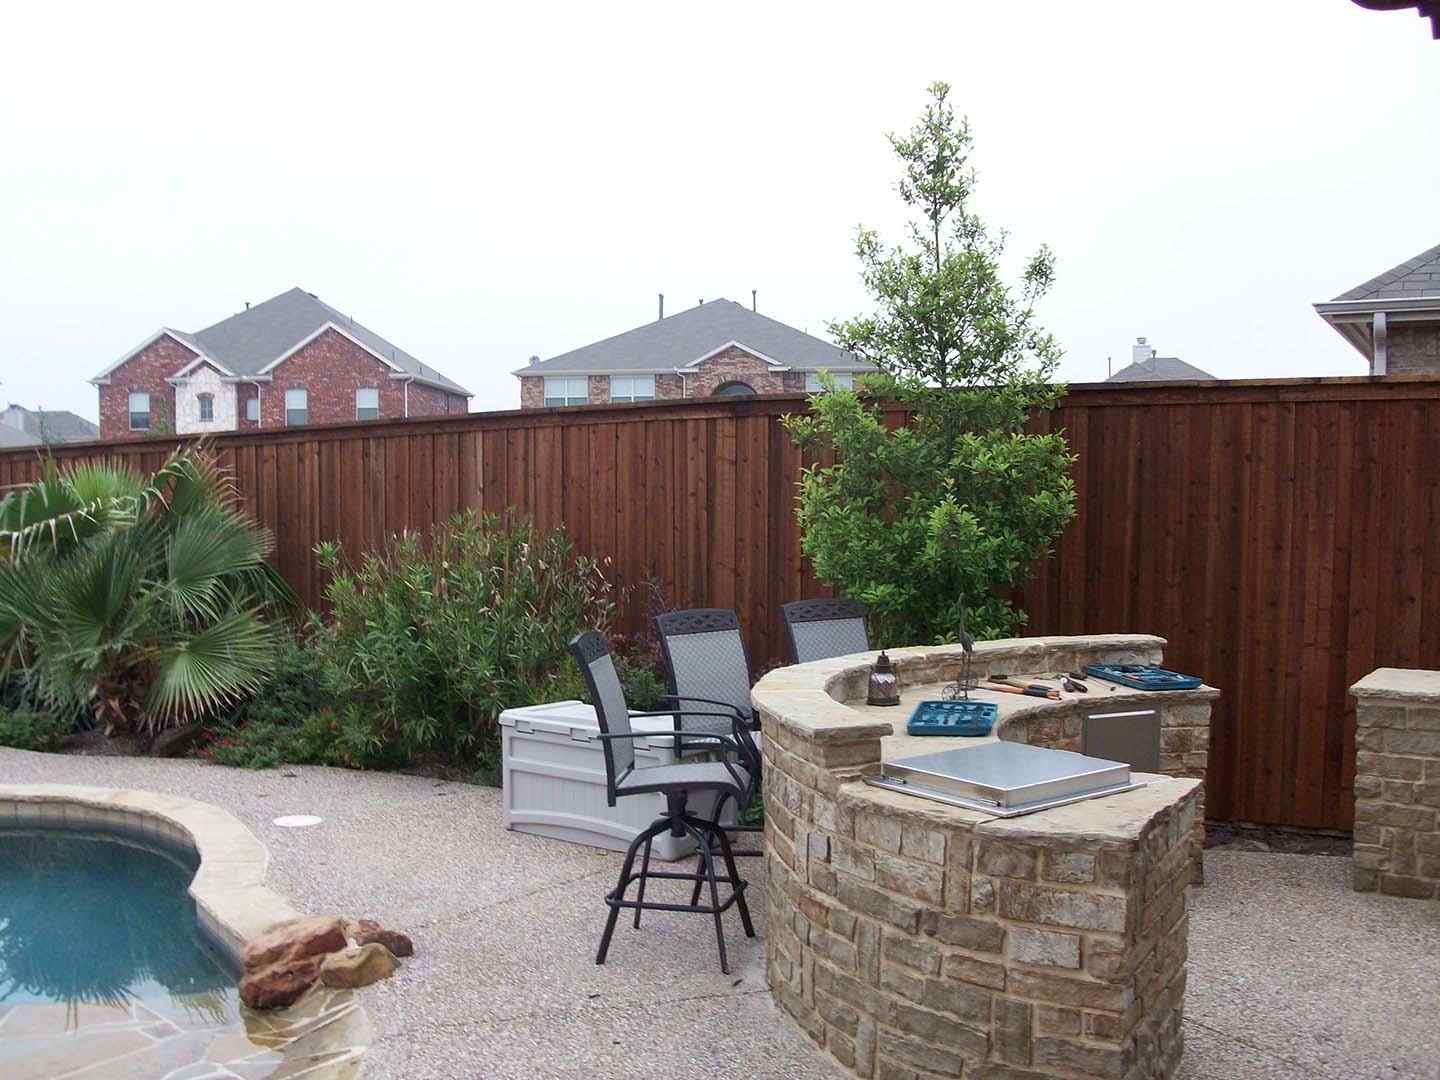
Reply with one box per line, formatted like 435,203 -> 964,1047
1388,322 -> 1440,374
97,336 -> 193,440
101,327 -> 466,437
518,353 -> 807,409
175,363 -> 238,435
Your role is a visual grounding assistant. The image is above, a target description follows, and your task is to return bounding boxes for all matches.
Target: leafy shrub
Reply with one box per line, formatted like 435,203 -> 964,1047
0,446 -> 296,737
0,708 -> 72,752
308,511 -> 618,769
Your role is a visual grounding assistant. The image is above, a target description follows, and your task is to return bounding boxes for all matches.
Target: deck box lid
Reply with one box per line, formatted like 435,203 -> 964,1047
497,700 -> 679,747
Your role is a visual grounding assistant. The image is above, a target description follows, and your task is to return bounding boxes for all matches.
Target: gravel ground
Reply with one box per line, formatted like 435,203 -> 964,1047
3,749 -> 1437,1080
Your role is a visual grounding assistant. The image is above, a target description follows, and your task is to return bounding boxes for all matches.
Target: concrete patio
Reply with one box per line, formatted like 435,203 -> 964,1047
2,749 -> 1436,1080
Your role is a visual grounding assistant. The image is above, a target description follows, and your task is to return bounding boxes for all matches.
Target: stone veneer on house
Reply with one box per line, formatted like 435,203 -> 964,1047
1349,668 -> 1440,900
752,636 -> 1209,1080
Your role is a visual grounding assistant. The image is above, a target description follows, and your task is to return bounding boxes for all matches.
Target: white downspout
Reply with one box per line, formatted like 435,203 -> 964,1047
403,377 -> 412,417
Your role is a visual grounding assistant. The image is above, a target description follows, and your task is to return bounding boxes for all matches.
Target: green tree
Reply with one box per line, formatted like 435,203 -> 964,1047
0,446 -> 296,737
785,82 -> 1075,645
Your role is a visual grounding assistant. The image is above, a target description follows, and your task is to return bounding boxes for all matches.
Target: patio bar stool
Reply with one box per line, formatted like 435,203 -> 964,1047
654,609 -> 765,847
569,630 -> 756,974
781,597 -> 871,664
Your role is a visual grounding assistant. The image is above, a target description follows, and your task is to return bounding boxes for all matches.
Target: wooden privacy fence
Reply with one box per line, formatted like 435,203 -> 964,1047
6,376 -> 1440,831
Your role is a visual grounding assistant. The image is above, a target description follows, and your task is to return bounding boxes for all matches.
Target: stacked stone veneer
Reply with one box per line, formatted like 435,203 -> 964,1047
755,636 -> 1207,1080
1350,668 -> 1440,900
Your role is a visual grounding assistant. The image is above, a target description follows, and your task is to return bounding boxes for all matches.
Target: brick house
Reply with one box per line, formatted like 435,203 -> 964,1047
1314,242 -> 1440,375
91,287 -> 470,440
515,297 -> 873,409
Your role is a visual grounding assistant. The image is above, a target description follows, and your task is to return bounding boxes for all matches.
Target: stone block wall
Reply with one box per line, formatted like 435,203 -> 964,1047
1350,668 -> 1440,899
762,718 -> 1198,1080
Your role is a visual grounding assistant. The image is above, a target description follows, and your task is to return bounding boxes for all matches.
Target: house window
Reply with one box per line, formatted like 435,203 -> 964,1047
610,375 -> 655,403
197,393 -> 214,422
285,388 -> 308,427
805,371 -> 854,393
128,392 -> 150,431
356,387 -> 380,421
246,396 -> 260,422
543,376 -> 588,407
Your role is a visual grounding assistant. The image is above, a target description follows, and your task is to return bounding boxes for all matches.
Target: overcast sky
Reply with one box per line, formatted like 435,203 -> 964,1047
1,1 -> 1436,420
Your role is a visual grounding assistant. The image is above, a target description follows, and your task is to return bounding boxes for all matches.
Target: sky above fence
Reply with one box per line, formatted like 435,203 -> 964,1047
1,1 -> 1435,421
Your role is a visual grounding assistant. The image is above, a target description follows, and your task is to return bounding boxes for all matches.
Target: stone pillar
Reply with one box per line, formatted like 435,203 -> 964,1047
1350,668 -> 1440,900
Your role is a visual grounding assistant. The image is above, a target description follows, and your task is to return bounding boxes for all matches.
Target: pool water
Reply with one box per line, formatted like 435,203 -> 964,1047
0,825 -> 283,1080
0,829 -> 233,1011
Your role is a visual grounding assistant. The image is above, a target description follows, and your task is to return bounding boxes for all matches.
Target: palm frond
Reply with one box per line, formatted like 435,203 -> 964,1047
164,507 -> 270,622
145,607 -> 279,725
0,459 -> 143,562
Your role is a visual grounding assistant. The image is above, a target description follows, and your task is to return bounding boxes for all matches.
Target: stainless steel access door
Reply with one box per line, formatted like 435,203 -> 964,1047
1083,708 -> 1160,773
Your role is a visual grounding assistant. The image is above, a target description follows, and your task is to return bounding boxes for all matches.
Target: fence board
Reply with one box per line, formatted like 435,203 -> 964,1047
12,378 -> 1440,829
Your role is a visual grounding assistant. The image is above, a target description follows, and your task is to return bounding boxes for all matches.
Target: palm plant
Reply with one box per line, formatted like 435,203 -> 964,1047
0,445 -> 296,737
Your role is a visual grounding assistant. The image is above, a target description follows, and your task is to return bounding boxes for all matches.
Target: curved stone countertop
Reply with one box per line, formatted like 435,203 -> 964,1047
753,635 -> 1209,1080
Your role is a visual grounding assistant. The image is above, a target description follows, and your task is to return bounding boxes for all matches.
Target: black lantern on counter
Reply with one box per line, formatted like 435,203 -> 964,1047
867,650 -> 901,707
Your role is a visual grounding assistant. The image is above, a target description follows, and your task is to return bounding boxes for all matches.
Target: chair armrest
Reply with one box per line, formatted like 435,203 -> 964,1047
594,731 -> 743,752
657,694 -> 751,719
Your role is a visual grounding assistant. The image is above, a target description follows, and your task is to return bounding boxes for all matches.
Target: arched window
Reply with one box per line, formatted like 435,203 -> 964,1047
197,393 -> 214,422
712,380 -> 756,397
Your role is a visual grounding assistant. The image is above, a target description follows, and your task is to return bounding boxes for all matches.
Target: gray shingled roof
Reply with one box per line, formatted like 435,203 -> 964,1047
0,426 -> 41,448
187,288 -> 469,394
1334,243 -> 1440,302
519,299 -> 870,375
2,405 -> 98,442
1106,357 -> 1216,383
94,288 -> 470,395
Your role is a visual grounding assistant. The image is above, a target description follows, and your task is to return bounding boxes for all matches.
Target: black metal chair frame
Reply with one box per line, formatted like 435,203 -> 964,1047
569,630 -> 756,974
781,597 -> 871,664
653,608 -> 765,849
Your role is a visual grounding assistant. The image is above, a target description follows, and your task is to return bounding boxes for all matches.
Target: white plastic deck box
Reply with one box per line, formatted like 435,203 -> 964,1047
499,700 -> 739,861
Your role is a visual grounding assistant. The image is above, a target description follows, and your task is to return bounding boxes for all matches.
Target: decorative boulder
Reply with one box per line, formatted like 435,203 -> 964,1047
239,956 -> 326,1010
241,915 -> 412,1009
320,943 -> 399,988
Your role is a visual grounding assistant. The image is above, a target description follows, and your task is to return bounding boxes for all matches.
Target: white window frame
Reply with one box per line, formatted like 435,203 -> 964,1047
245,396 -> 260,422
610,374 -> 656,403
128,391 -> 151,431
543,376 -> 588,407
285,388 -> 308,427
356,386 -> 380,421
197,393 -> 214,422
805,371 -> 854,393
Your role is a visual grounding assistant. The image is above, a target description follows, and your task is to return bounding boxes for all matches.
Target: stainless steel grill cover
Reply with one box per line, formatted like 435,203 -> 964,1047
865,741 -> 1145,818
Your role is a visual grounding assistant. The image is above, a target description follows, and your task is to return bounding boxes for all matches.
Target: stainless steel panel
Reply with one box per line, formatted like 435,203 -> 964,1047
875,741 -> 1139,817
1083,708 -> 1160,773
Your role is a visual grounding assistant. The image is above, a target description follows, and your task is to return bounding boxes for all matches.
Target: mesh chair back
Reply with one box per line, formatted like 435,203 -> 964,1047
782,598 -> 871,664
569,631 -> 634,800
655,609 -> 754,736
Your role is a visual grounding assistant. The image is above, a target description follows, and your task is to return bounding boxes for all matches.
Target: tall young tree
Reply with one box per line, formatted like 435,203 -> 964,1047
786,82 -> 1075,644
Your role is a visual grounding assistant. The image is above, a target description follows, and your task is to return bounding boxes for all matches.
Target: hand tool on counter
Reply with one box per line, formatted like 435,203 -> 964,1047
979,680 -> 1061,700
1061,674 -> 1089,693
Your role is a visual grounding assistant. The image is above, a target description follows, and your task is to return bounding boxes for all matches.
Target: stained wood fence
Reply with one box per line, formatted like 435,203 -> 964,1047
6,376 -> 1440,831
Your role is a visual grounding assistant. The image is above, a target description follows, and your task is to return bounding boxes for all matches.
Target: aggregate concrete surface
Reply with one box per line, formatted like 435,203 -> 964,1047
4,749 -> 1437,1080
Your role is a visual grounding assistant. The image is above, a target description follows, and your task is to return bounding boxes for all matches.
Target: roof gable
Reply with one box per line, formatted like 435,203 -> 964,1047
1106,357 -> 1216,383
95,288 -> 471,396
90,328 -> 204,383
1334,242 -> 1440,302
518,299 -> 870,376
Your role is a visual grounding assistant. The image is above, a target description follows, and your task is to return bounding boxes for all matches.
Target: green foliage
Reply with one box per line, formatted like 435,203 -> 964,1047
0,446 -> 296,737
309,511 -> 618,769
786,83 -> 1076,645
0,708 -> 72,751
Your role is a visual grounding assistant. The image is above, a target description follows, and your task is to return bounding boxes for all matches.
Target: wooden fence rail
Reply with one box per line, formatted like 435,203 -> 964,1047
6,376 -> 1440,831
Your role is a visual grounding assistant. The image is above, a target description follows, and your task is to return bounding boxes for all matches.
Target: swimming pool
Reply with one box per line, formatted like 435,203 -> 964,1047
0,822 -> 282,1079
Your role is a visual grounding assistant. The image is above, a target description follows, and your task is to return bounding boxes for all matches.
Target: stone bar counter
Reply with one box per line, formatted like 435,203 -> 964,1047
753,635 -> 1216,1080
